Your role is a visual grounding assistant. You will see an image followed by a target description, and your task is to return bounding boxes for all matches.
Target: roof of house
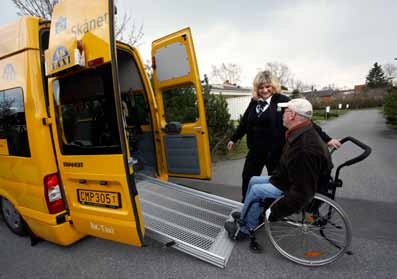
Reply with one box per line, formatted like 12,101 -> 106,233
209,84 -> 252,96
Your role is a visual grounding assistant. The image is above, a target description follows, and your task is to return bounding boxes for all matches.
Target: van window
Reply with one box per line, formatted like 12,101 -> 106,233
53,64 -> 122,155
0,88 -> 31,157
162,85 -> 199,123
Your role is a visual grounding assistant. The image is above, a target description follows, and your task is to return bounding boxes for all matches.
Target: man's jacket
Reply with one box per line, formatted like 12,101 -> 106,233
269,124 -> 333,219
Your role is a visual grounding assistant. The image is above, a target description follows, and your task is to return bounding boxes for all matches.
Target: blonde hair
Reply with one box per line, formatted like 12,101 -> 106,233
252,70 -> 282,99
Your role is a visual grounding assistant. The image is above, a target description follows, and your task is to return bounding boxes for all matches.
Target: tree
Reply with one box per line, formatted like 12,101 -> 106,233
11,0 -> 144,46
202,75 -> 235,155
114,12 -> 144,47
366,62 -> 389,88
289,78 -> 307,92
142,60 -> 155,92
322,83 -> 338,91
210,63 -> 241,85
383,87 -> 397,125
290,89 -> 301,99
12,0 -> 58,19
383,63 -> 397,85
159,75 -> 235,156
264,62 -> 292,88
161,86 -> 198,123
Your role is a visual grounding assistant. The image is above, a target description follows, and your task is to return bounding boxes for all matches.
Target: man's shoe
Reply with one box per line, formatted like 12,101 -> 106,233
224,221 -> 249,241
235,231 -> 249,241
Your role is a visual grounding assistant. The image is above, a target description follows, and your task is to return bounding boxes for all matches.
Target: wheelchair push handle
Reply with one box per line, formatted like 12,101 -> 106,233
337,136 -> 372,166
333,136 -> 372,180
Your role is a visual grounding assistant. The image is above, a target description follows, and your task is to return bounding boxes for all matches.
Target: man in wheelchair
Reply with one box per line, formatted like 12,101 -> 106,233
225,98 -> 333,247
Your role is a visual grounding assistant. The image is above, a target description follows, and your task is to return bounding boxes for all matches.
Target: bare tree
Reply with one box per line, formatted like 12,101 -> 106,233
264,62 -> 292,88
321,83 -> 338,91
11,0 -> 58,19
11,0 -> 144,46
210,63 -> 241,85
290,79 -> 305,92
115,12 -> 144,47
383,63 -> 397,82
144,59 -> 153,79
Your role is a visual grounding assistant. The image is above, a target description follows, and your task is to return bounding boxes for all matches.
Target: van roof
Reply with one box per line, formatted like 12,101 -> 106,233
0,16 -> 44,59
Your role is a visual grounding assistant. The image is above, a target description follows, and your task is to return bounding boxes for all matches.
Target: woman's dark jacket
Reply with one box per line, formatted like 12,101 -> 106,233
230,94 -> 290,157
230,95 -> 331,156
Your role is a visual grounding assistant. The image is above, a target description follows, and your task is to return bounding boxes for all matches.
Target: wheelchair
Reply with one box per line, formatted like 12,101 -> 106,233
230,137 -> 371,266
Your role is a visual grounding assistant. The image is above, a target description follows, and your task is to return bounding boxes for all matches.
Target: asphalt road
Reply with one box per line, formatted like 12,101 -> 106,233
1,109 -> 396,279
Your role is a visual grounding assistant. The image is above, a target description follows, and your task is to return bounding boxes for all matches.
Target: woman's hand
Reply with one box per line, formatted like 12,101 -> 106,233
227,140 -> 234,151
327,139 -> 342,149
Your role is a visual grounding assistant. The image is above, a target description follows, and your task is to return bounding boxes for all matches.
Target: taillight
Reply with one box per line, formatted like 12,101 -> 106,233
44,173 -> 65,214
87,57 -> 104,67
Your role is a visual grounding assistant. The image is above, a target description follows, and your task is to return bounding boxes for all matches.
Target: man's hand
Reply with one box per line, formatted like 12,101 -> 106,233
327,139 -> 342,149
227,140 -> 234,151
265,208 -> 271,220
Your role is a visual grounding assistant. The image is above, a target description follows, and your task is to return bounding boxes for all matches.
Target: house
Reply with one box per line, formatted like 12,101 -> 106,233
354,84 -> 366,94
209,83 -> 251,120
209,82 -> 292,120
304,89 -> 336,103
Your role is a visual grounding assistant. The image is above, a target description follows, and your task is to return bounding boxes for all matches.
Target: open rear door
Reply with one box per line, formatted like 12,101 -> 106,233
46,0 -> 143,246
152,28 -> 212,180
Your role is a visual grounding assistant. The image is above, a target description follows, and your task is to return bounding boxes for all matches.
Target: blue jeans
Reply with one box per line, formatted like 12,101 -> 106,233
239,176 -> 283,233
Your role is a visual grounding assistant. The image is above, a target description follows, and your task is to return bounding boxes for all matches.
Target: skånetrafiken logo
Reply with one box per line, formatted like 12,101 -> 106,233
2,64 -> 16,81
55,16 -> 67,34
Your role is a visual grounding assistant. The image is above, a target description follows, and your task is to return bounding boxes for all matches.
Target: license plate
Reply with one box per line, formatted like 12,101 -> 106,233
77,189 -> 121,209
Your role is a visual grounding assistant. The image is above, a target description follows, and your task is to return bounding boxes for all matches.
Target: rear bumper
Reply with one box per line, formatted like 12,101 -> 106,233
25,215 -> 85,246
20,207 -> 85,246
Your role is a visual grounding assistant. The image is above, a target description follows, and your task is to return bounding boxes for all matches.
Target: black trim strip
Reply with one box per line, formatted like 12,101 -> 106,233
56,213 -> 67,224
108,0 -> 144,244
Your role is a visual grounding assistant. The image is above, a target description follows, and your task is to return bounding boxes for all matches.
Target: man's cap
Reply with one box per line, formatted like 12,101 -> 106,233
278,98 -> 313,118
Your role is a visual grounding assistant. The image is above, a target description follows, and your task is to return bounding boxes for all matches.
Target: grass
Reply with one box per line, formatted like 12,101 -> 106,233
312,109 -> 348,123
387,124 -> 397,129
212,136 -> 248,161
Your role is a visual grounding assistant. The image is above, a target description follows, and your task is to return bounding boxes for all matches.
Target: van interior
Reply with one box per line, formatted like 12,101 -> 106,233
50,48 -> 158,177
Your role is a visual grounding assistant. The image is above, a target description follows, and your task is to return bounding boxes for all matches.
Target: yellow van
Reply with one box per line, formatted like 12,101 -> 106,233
0,0 -> 239,268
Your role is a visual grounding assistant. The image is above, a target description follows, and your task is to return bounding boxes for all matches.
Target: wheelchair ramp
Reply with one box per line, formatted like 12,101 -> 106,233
136,174 -> 242,268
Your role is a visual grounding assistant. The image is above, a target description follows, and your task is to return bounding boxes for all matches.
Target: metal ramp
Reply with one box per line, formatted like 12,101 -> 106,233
136,174 -> 242,268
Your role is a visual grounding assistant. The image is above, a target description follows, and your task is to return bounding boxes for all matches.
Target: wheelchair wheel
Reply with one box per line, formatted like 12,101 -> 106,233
265,194 -> 352,266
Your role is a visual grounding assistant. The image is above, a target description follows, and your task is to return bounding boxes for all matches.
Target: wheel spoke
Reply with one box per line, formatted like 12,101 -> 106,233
266,194 -> 351,266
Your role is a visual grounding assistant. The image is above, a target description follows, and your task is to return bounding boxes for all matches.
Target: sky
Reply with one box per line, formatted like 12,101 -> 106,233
2,0 -> 397,89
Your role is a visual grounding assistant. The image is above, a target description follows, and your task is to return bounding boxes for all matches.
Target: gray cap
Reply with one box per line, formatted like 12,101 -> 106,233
278,98 -> 313,118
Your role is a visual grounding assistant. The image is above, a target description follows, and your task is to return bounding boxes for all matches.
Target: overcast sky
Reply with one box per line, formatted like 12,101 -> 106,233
2,0 -> 396,89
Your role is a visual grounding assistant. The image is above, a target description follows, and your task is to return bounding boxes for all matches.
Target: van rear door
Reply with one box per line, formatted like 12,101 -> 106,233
46,0 -> 143,246
151,28 -> 212,180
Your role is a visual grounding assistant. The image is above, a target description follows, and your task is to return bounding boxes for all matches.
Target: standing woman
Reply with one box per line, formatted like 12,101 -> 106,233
227,71 -> 288,202
227,71 -> 341,202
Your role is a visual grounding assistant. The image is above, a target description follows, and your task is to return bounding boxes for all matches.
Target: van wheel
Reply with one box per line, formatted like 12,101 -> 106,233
1,197 -> 28,236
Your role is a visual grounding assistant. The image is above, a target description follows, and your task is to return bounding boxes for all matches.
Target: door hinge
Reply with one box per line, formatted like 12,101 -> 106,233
42,117 -> 53,126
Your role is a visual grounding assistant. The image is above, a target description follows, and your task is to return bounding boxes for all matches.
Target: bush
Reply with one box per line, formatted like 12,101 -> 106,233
308,94 -> 384,110
384,88 -> 397,125
162,86 -> 198,123
202,75 -> 235,156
